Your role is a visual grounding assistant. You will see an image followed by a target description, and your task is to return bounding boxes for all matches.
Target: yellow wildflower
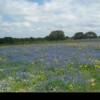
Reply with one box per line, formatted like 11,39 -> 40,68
90,78 -> 95,83
91,83 -> 96,87
95,65 -> 100,69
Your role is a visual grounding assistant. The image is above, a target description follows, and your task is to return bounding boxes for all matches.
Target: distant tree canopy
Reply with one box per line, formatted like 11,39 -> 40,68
0,37 -> 14,44
47,30 -> 65,40
84,31 -> 97,39
0,30 -> 98,44
73,31 -> 98,39
73,32 -> 84,39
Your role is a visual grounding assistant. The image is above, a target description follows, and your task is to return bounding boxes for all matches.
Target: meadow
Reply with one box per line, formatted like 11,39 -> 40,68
0,41 -> 100,92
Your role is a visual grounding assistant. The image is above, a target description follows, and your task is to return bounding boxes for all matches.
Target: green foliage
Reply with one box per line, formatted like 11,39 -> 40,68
0,31 -> 98,44
0,37 -> 14,44
84,31 -> 97,39
0,60 -> 99,92
73,31 -> 98,40
73,32 -> 84,39
47,30 -> 66,40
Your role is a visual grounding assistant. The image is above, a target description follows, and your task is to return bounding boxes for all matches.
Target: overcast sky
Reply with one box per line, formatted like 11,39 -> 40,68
0,0 -> 100,38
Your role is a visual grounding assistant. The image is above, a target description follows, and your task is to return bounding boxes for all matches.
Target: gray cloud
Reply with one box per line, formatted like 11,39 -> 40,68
0,0 -> 100,37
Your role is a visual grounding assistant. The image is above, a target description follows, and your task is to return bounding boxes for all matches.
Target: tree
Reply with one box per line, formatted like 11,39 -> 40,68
98,36 -> 100,38
3,37 -> 14,44
65,36 -> 69,39
48,30 -> 65,40
84,31 -> 97,39
73,32 -> 84,39
44,36 -> 49,40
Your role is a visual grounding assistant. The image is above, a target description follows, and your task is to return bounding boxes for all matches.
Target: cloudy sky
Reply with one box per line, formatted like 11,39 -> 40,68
0,0 -> 100,38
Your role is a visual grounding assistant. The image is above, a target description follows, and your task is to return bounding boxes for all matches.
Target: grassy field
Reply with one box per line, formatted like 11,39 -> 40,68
0,40 -> 100,92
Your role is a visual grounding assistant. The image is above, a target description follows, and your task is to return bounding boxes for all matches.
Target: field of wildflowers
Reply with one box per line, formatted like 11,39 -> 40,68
0,42 -> 100,92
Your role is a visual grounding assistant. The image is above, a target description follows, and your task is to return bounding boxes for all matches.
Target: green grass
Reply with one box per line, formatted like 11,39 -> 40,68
0,38 -> 100,47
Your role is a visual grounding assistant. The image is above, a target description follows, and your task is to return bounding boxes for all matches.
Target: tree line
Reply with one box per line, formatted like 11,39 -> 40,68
0,30 -> 99,44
